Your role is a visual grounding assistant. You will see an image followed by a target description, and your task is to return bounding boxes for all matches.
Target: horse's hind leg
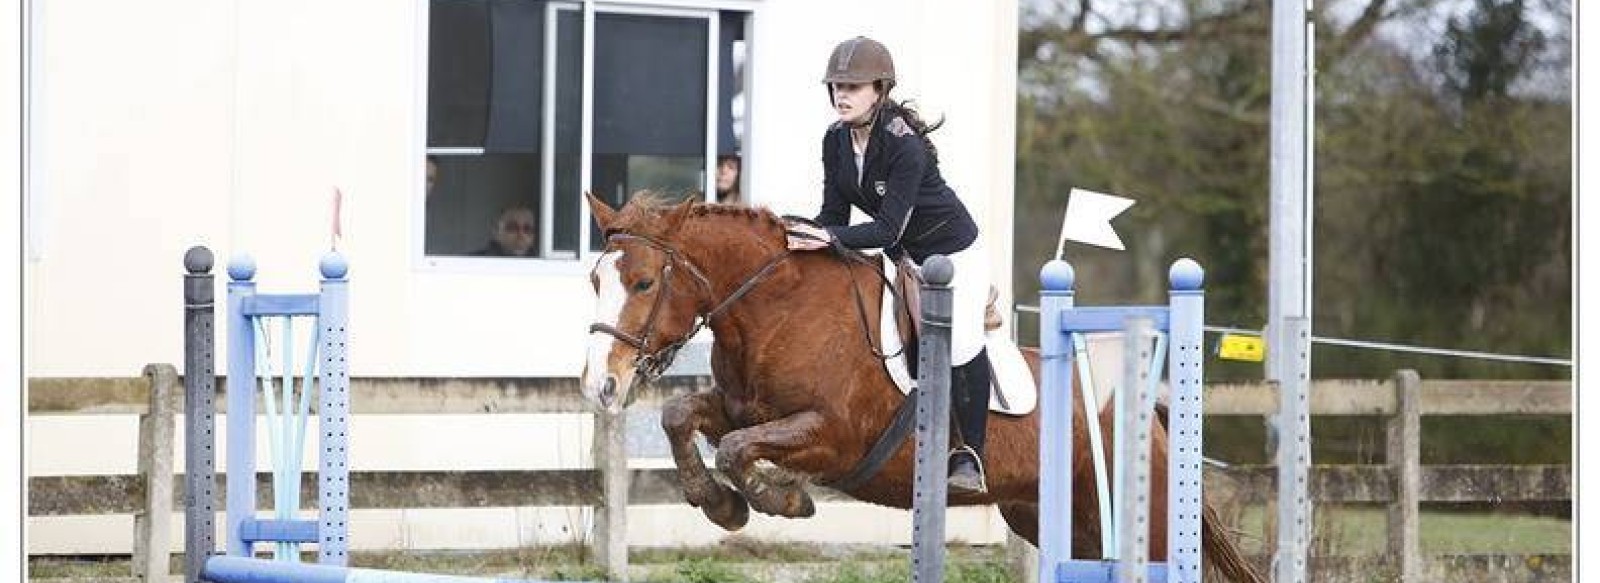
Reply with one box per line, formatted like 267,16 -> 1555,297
715,411 -> 827,518
997,502 -> 1039,547
661,391 -> 750,531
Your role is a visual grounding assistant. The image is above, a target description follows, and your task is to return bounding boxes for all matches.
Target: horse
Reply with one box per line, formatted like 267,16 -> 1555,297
579,192 -> 1263,582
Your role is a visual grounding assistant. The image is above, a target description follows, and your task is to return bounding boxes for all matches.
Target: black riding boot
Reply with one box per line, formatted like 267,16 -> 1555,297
948,349 -> 992,495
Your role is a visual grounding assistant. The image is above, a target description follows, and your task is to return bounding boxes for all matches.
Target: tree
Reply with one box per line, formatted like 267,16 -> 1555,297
1015,0 -> 1569,380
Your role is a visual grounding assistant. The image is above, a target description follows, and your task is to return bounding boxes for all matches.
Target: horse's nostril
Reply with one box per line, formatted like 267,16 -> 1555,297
600,376 -> 618,406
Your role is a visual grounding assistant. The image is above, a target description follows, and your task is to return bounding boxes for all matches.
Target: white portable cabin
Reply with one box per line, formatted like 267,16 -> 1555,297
24,0 -> 1020,557
26,0 -> 1019,378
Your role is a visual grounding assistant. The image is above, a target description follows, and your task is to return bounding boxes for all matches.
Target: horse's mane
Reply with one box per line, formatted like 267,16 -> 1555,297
615,190 -> 788,241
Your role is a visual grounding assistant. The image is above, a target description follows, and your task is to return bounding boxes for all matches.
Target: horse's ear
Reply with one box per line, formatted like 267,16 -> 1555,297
586,191 -> 618,230
661,198 -> 696,234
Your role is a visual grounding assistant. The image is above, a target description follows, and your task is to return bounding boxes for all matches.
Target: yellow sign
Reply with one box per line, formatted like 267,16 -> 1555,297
1218,334 -> 1265,362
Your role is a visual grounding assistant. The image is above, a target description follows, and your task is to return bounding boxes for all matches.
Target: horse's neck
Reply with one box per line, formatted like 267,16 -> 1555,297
705,252 -> 877,362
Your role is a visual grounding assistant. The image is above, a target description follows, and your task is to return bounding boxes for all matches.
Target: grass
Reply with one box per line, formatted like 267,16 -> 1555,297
1233,505 -> 1570,556
26,511 -> 1571,581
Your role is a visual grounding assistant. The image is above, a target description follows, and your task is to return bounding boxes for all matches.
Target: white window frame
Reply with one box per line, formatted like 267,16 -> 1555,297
415,0 -> 754,276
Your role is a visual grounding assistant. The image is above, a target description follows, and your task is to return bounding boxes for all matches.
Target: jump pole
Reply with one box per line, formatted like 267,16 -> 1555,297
910,255 -> 956,583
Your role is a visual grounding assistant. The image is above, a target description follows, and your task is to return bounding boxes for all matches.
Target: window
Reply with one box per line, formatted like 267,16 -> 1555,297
425,0 -> 746,263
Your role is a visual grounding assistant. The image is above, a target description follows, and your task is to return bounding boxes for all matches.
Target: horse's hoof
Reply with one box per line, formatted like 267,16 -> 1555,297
789,490 -> 816,518
704,492 -> 750,531
746,485 -> 815,518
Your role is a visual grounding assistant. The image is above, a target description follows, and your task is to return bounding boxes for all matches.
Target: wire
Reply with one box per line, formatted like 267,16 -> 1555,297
1010,305 -> 1571,367
1202,325 -> 1572,367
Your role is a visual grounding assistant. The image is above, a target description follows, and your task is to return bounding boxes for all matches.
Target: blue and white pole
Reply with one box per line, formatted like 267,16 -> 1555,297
1037,259 -> 1076,578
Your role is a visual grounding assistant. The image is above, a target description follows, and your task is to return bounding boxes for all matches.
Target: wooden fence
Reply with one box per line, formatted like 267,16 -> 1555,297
1207,370 -> 1570,582
27,370 -> 1570,582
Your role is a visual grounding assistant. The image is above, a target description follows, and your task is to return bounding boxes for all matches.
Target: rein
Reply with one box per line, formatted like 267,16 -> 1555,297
783,216 -> 917,363
589,232 -> 791,383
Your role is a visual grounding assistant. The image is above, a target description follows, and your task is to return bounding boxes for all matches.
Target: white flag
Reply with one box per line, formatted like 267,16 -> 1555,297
1057,187 -> 1135,254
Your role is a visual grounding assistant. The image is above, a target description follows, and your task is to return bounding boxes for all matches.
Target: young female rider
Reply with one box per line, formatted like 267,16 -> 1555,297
785,36 -> 994,495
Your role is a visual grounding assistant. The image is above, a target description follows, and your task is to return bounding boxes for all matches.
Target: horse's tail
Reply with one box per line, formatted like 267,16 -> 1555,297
1201,501 -> 1266,583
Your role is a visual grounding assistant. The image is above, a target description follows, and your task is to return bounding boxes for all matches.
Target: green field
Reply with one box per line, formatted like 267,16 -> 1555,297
1233,506 -> 1570,556
29,509 -> 1570,582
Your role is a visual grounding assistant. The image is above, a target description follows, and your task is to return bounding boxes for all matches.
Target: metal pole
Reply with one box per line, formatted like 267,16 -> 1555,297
912,255 -> 955,583
1275,318 -> 1313,581
317,252 -> 352,565
225,254 -> 259,559
1167,260 -> 1206,583
1036,260 -> 1076,580
1270,0 -> 1313,579
1115,317 -> 1154,583
184,246 -> 217,583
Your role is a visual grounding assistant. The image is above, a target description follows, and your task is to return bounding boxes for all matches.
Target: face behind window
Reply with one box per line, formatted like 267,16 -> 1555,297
495,210 -> 538,256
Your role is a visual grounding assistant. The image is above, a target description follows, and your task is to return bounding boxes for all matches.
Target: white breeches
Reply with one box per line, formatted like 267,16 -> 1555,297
929,234 -> 989,367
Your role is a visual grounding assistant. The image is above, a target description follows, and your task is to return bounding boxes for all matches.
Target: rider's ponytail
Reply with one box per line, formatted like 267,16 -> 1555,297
881,99 -> 944,163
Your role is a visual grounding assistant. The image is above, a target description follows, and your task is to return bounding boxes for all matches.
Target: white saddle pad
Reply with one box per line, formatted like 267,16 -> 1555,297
879,257 -> 1038,416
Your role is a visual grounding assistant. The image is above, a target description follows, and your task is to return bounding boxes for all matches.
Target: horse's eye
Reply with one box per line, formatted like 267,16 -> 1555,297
632,279 -> 654,293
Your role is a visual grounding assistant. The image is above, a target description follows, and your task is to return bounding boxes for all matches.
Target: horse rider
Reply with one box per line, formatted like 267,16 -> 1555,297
786,36 -> 994,495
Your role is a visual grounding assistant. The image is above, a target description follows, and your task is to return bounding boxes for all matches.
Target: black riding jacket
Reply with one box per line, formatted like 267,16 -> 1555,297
814,109 -> 979,264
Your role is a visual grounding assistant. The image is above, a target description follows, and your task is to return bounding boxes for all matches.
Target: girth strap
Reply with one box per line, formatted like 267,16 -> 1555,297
824,390 -> 920,492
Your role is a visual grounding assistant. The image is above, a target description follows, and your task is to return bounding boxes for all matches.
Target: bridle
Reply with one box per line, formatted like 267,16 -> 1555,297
588,232 -> 791,384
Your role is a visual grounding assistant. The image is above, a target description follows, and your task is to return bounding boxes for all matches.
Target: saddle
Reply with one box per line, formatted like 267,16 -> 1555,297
888,254 -> 1004,350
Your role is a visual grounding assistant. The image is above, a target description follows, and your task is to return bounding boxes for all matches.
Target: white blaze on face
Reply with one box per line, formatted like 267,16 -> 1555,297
583,250 -> 627,403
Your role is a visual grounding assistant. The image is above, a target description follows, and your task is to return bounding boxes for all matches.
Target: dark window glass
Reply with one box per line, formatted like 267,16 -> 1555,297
427,3 -> 748,259
428,0 -> 492,147
425,154 -> 543,256
587,13 -> 709,251
593,14 -> 707,156
484,0 -> 545,152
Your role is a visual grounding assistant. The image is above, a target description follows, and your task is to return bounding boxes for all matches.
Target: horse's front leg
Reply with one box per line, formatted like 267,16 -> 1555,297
661,390 -> 750,531
715,411 -> 828,518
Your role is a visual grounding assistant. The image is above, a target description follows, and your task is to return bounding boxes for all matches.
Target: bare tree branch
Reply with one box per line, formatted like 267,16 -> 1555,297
1325,0 -> 1394,62
1021,0 -> 1267,64
1070,0 -> 1092,33
1340,0 -> 1391,47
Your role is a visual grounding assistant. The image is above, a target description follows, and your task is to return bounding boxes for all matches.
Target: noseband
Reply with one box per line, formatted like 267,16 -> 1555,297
589,232 -> 791,383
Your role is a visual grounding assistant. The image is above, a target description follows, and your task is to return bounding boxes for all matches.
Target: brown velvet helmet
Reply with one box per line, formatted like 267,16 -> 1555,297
822,36 -> 896,91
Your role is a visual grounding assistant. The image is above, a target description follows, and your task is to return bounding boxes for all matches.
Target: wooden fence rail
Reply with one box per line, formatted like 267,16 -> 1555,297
27,371 -> 1570,583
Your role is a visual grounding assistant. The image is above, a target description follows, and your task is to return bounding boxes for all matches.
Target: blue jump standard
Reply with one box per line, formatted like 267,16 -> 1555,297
1037,258 -> 1207,583
190,250 -> 617,583
202,556 -> 595,583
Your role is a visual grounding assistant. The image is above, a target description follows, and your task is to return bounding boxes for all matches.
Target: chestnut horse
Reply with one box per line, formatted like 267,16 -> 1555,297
580,193 -> 1261,582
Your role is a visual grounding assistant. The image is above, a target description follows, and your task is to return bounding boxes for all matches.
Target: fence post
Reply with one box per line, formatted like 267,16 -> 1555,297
183,246 -> 216,583
1386,369 -> 1421,582
911,255 -> 954,583
592,409 -> 629,581
135,363 -> 178,581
